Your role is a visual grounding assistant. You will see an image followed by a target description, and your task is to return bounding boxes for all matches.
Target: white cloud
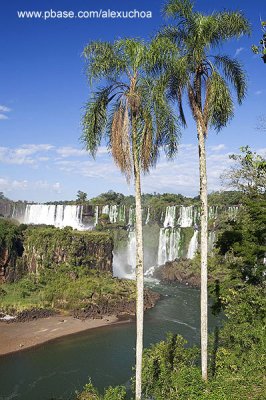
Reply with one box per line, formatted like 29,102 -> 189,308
234,47 -> 244,57
142,146 -> 234,195
53,143 -> 237,196
56,146 -> 87,158
0,177 -> 62,195
0,105 -> 11,113
4,141 -> 265,200
255,90 -> 262,96
52,182 -> 62,193
15,144 -> 54,156
209,144 -> 226,152
34,180 -> 62,193
97,146 -> 109,155
56,145 -> 109,158
38,156 -> 50,162
56,159 -> 122,181
0,105 -> 11,120
257,147 -> 266,158
0,178 -> 28,191
0,144 -> 54,165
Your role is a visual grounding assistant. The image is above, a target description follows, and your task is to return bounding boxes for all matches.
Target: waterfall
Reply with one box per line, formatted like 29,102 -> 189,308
145,208 -> 150,225
127,230 -> 136,271
113,229 -> 136,279
208,230 -> 216,252
177,206 -> 195,227
109,205 -> 118,223
187,230 -> 198,259
164,206 -> 176,227
20,204 -> 84,229
157,206 -> 181,265
118,205 -> 126,224
128,206 -> 135,227
102,205 -> 109,216
94,206 -> 99,226
157,227 -> 181,265
100,205 -> 118,223
228,206 -> 239,220
208,206 -> 219,219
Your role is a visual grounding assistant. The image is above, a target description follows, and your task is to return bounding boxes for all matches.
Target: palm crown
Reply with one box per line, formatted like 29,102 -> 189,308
160,0 -> 251,134
81,38 -> 180,182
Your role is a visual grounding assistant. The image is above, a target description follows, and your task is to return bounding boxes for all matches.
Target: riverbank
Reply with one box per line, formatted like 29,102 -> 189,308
0,314 -> 130,356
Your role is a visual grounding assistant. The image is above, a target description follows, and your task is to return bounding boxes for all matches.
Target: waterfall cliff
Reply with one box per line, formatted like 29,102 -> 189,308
10,202 -> 239,279
12,204 -> 84,230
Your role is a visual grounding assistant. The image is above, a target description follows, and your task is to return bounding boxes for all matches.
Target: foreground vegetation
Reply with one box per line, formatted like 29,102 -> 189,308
76,183 -> 266,399
0,265 -> 136,315
76,281 -> 265,400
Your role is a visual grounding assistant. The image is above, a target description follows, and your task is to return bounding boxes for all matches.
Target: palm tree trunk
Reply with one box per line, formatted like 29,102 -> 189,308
132,129 -> 144,400
197,123 -> 208,381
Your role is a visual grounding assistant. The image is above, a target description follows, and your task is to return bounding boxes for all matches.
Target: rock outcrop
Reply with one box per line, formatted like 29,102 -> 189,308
0,220 -> 114,282
154,258 -> 200,287
22,227 -> 113,274
73,289 -> 160,320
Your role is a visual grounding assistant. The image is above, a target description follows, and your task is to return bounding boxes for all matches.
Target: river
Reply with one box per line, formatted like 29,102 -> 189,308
0,282 -> 221,400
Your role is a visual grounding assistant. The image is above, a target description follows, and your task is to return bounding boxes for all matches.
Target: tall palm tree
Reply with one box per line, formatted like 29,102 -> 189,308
161,0 -> 250,381
81,38 -> 179,399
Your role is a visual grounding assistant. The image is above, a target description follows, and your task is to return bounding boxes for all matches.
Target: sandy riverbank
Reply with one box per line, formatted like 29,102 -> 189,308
0,314 -> 129,356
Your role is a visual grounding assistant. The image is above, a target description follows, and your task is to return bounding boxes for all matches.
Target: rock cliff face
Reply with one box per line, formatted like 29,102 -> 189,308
0,220 -> 113,282
22,227 -> 113,274
0,219 -> 25,282
0,201 -> 13,218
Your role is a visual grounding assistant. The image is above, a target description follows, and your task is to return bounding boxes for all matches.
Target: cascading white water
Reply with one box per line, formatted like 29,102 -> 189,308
102,205 -> 109,216
228,206 -> 239,220
208,230 -> 216,252
158,227 -> 181,265
108,205 -> 117,223
177,206 -> 195,227
145,208 -> 150,225
99,205 -> 123,224
113,229 -> 136,279
128,206 -> 135,227
118,205 -> 126,224
208,206 -> 219,219
164,206 -> 176,227
94,206 -> 99,226
127,230 -> 136,271
187,230 -> 198,259
157,206 -> 181,265
21,204 -> 84,229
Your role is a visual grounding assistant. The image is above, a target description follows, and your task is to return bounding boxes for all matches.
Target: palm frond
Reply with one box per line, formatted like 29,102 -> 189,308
83,41 -> 126,83
156,25 -> 188,50
81,86 -> 112,157
115,38 -> 146,74
151,77 -> 180,159
163,0 -> 194,21
139,111 -> 154,172
82,38 -> 181,179
215,11 -> 251,40
147,35 -> 179,74
205,71 -> 234,131
201,11 -> 251,49
214,55 -> 247,104
110,101 -> 132,182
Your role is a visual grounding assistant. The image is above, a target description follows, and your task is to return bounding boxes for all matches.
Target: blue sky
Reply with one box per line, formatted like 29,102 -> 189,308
0,0 -> 265,202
